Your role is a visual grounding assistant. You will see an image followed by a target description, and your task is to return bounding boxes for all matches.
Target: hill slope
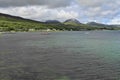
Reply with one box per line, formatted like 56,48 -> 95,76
0,13 -> 44,23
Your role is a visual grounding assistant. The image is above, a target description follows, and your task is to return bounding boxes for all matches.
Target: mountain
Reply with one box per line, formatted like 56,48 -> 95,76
45,20 -> 61,24
64,18 -> 81,26
87,22 -> 120,30
0,13 -> 120,31
87,22 -> 108,27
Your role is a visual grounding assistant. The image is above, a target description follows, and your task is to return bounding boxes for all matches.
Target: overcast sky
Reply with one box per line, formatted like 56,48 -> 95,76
0,0 -> 120,24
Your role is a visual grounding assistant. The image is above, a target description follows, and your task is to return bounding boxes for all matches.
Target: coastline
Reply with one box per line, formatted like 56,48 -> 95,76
0,29 -> 120,35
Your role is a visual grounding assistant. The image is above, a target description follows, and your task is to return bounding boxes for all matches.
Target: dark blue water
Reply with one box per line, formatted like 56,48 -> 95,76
0,31 -> 120,80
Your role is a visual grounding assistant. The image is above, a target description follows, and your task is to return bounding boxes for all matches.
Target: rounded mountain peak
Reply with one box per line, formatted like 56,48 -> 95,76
64,18 -> 81,24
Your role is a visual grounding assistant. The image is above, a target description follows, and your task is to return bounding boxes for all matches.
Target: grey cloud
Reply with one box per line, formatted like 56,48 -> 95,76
0,0 -> 120,24
0,0 -> 72,8
76,0 -> 110,7
76,0 -> 120,20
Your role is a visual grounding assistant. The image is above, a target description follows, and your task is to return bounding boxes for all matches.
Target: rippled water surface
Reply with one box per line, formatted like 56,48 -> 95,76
0,31 -> 120,80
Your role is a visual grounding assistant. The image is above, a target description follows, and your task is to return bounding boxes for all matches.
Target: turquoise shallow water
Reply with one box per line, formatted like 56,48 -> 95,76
26,31 -> 120,62
0,31 -> 120,80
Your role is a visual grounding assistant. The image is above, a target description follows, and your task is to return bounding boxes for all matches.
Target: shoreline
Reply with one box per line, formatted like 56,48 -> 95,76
0,29 -> 120,34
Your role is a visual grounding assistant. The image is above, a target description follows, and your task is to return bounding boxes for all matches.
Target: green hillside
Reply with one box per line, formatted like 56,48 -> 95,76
0,13 -> 119,32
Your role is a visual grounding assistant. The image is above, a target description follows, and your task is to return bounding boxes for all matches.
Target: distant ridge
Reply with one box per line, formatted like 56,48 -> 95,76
87,22 -> 120,28
87,22 -> 108,26
45,20 -> 61,24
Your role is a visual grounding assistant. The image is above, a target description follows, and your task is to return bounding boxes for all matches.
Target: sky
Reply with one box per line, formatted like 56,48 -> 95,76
0,0 -> 120,24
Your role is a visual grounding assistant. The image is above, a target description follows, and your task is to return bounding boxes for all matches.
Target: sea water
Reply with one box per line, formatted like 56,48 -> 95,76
0,31 -> 120,80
